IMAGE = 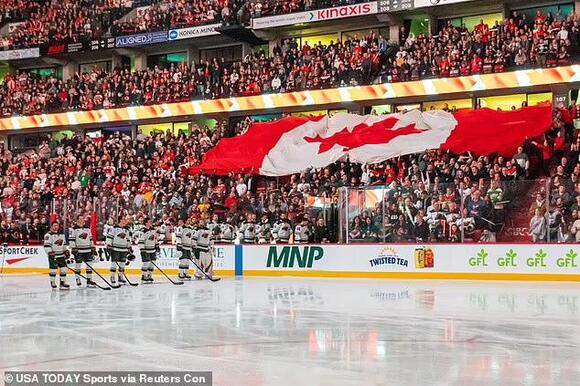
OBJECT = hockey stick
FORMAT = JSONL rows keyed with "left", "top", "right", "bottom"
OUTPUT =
{"left": 150, "top": 260, "right": 184, "bottom": 285}
{"left": 186, "top": 257, "right": 221, "bottom": 282}
{"left": 85, "top": 261, "right": 121, "bottom": 289}
{"left": 115, "top": 262, "right": 138, "bottom": 287}
{"left": 66, "top": 266, "right": 111, "bottom": 290}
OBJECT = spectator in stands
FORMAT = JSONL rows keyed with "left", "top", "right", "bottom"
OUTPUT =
{"left": 529, "top": 208, "right": 547, "bottom": 242}
{"left": 571, "top": 211, "right": 580, "bottom": 241}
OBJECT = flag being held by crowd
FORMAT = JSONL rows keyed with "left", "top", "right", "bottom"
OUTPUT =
{"left": 195, "top": 104, "right": 553, "bottom": 176}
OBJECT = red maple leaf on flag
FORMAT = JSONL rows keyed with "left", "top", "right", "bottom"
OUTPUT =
{"left": 304, "top": 117, "right": 424, "bottom": 154}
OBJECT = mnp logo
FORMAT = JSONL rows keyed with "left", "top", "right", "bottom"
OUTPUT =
{"left": 169, "top": 30, "right": 178, "bottom": 40}
{"left": 267, "top": 246, "right": 324, "bottom": 268}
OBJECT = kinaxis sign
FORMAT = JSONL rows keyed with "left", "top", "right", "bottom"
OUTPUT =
{"left": 252, "top": 2, "right": 378, "bottom": 29}
{"left": 3, "top": 244, "right": 579, "bottom": 281}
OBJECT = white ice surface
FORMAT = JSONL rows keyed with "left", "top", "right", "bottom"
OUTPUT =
{"left": 1, "top": 275, "right": 580, "bottom": 386}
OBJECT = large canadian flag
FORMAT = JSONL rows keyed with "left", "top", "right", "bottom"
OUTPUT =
{"left": 196, "top": 104, "right": 553, "bottom": 176}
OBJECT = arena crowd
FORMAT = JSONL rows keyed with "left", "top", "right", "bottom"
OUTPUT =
{"left": 0, "top": 10, "right": 577, "bottom": 117}
{"left": 0, "top": 102, "right": 578, "bottom": 245}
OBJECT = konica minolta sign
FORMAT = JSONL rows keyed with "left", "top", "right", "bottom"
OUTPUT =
{"left": 115, "top": 31, "right": 168, "bottom": 48}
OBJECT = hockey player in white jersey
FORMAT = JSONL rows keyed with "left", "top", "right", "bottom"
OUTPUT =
{"left": 256, "top": 214, "right": 272, "bottom": 244}
{"left": 273, "top": 213, "right": 292, "bottom": 244}
{"left": 195, "top": 219, "right": 214, "bottom": 279}
{"left": 138, "top": 218, "right": 159, "bottom": 283}
{"left": 238, "top": 214, "right": 257, "bottom": 244}
{"left": 106, "top": 216, "right": 132, "bottom": 285}
{"left": 175, "top": 218, "right": 195, "bottom": 280}
{"left": 103, "top": 217, "right": 114, "bottom": 242}
{"left": 44, "top": 221, "right": 69, "bottom": 290}
{"left": 207, "top": 214, "right": 221, "bottom": 240}
{"left": 294, "top": 219, "right": 312, "bottom": 244}
{"left": 131, "top": 216, "right": 145, "bottom": 245}
{"left": 220, "top": 216, "right": 236, "bottom": 244}
{"left": 69, "top": 215, "right": 96, "bottom": 287}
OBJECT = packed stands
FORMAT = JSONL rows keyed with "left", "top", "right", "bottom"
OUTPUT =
{"left": 111, "top": 0, "right": 372, "bottom": 34}
{"left": 0, "top": 0, "right": 38, "bottom": 29}
{"left": 0, "top": 10, "right": 578, "bottom": 117}
{"left": 0, "top": 102, "right": 578, "bottom": 245}
{"left": 111, "top": 0, "right": 238, "bottom": 35}
{"left": 0, "top": 0, "right": 132, "bottom": 50}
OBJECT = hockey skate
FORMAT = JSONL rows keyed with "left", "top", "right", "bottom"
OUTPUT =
{"left": 178, "top": 273, "right": 192, "bottom": 281}
{"left": 50, "top": 282, "right": 58, "bottom": 290}
{"left": 76, "top": 278, "right": 82, "bottom": 287}
{"left": 60, "top": 281, "right": 70, "bottom": 290}
{"left": 86, "top": 280, "right": 96, "bottom": 288}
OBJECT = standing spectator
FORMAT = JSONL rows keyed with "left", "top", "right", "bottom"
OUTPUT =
{"left": 529, "top": 208, "right": 547, "bottom": 242}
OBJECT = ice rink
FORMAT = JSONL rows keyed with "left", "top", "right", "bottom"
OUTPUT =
{"left": 1, "top": 275, "right": 580, "bottom": 386}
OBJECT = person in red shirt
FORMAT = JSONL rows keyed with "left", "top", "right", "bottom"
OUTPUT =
{"left": 531, "top": 138, "right": 552, "bottom": 176}
{"left": 224, "top": 191, "right": 239, "bottom": 211}
{"left": 302, "top": 41, "right": 311, "bottom": 56}
{"left": 534, "top": 10, "right": 545, "bottom": 26}
{"left": 439, "top": 56, "right": 450, "bottom": 77}
{"left": 475, "top": 20, "right": 490, "bottom": 43}
{"left": 470, "top": 54, "right": 483, "bottom": 74}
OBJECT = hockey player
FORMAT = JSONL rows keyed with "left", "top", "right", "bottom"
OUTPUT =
{"left": 103, "top": 217, "right": 115, "bottom": 242}
{"left": 176, "top": 218, "right": 195, "bottom": 280}
{"left": 195, "top": 219, "right": 214, "bottom": 279}
{"left": 256, "top": 214, "right": 272, "bottom": 244}
{"left": 294, "top": 219, "right": 312, "bottom": 244}
{"left": 44, "top": 222, "right": 69, "bottom": 290}
{"left": 208, "top": 214, "right": 221, "bottom": 239}
{"left": 238, "top": 214, "right": 257, "bottom": 244}
{"left": 273, "top": 213, "right": 292, "bottom": 244}
{"left": 138, "top": 218, "right": 158, "bottom": 283}
{"left": 174, "top": 219, "right": 184, "bottom": 245}
{"left": 69, "top": 215, "right": 96, "bottom": 287}
{"left": 220, "top": 216, "right": 236, "bottom": 244}
{"left": 131, "top": 215, "right": 145, "bottom": 245}
{"left": 106, "top": 216, "right": 132, "bottom": 285}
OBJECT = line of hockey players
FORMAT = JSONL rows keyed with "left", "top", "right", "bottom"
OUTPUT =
{"left": 43, "top": 215, "right": 218, "bottom": 290}
{"left": 199, "top": 213, "right": 314, "bottom": 245}
{"left": 44, "top": 212, "right": 319, "bottom": 289}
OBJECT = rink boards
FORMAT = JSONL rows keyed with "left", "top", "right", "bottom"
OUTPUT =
{"left": 1, "top": 243, "right": 579, "bottom": 281}
{"left": 0, "top": 245, "right": 236, "bottom": 276}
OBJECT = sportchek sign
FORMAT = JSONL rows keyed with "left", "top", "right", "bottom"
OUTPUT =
{"left": 252, "top": 2, "right": 378, "bottom": 29}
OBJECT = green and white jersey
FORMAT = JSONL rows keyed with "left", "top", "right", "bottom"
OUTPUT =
{"left": 138, "top": 227, "right": 158, "bottom": 253}
{"left": 44, "top": 232, "right": 67, "bottom": 258}
{"left": 69, "top": 227, "right": 93, "bottom": 253}
{"left": 106, "top": 226, "right": 132, "bottom": 252}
